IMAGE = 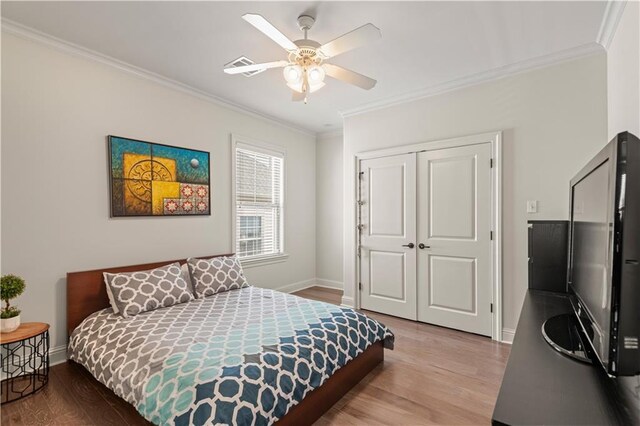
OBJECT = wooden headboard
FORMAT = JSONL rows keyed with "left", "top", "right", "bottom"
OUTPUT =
{"left": 66, "top": 253, "right": 234, "bottom": 337}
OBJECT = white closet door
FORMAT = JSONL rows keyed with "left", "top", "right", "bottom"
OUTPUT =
{"left": 416, "top": 143, "right": 492, "bottom": 336}
{"left": 360, "top": 153, "right": 417, "bottom": 320}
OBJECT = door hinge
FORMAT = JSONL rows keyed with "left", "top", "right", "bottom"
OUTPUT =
{"left": 490, "top": 231, "right": 493, "bottom": 240}
{"left": 359, "top": 282, "right": 362, "bottom": 291}
{"left": 359, "top": 171, "right": 365, "bottom": 179}
{"left": 357, "top": 246, "right": 362, "bottom": 257}
{"left": 490, "top": 158, "right": 494, "bottom": 168}
{"left": 490, "top": 303, "right": 493, "bottom": 313}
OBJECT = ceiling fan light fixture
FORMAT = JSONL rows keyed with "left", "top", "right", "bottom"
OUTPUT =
{"left": 283, "top": 65, "right": 303, "bottom": 84}
{"left": 307, "top": 65, "right": 325, "bottom": 84}
{"left": 287, "top": 81, "right": 325, "bottom": 94}
{"left": 228, "top": 13, "right": 380, "bottom": 104}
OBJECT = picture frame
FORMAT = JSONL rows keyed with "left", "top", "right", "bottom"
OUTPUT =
{"left": 108, "top": 135, "right": 211, "bottom": 217}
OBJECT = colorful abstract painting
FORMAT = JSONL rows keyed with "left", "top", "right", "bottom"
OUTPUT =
{"left": 109, "top": 136, "right": 210, "bottom": 217}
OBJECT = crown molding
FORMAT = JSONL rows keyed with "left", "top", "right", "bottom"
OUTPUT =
{"left": 597, "top": 0, "right": 627, "bottom": 50}
{"left": 1, "top": 18, "right": 316, "bottom": 138}
{"left": 340, "top": 42, "right": 605, "bottom": 118}
{"left": 317, "top": 128, "right": 343, "bottom": 141}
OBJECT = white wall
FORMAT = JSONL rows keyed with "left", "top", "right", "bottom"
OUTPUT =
{"left": 342, "top": 54, "right": 608, "bottom": 333}
{"left": 607, "top": 0, "right": 640, "bottom": 139}
{"left": 1, "top": 33, "right": 316, "bottom": 351}
{"left": 316, "top": 132, "right": 344, "bottom": 287}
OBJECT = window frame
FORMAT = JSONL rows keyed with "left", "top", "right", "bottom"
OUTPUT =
{"left": 231, "top": 134, "right": 288, "bottom": 268}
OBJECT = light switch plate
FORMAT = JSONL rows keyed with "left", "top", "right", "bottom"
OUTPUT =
{"left": 527, "top": 200, "right": 538, "bottom": 213}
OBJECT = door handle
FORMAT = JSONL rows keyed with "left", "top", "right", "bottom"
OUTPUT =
{"left": 402, "top": 243, "right": 415, "bottom": 249}
{"left": 418, "top": 243, "right": 430, "bottom": 249}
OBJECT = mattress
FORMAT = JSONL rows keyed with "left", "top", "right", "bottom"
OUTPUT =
{"left": 69, "top": 286, "right": 394, "bottom": 425}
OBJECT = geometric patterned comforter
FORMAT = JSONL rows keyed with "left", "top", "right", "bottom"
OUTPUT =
{"left": 69, "top": 287, "right": 394, "bottom": 425}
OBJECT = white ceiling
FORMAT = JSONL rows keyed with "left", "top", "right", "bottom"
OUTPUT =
{"left": 2, "top": 1, "right": 608, "bottom": 133}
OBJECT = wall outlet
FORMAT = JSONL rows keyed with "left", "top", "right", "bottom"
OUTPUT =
{"left": 527, "top": 200, "right": 538, "bottom": 213}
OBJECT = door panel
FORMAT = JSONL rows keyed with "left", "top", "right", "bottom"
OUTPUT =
{"left": 369, "top": 251, "right": 406, "bottom": 300}
{"left": 429, "top": 156, "right": 475, "bottom": 239}
{"left": 429, "top": 256, "right": 476, "bottom": 313}
{"left": 417, "top": 143, "right": 492, "bottom": 336}
{"left": 369, "top": 166, "right": 406, "bottom": 236}
{"left": 360, "top": 153, "right": 417, "bottom": 320}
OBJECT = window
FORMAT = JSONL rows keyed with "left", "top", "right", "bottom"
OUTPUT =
{"left": 233, "top": 140, "right": 284, "bottom": 261}
{"left": 238, "top": 216, "right": 263, "bottom": 256}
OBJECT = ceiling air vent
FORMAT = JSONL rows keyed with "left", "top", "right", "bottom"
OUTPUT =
{"left": 224, "top": 56, "right": 265, "bottom": 77}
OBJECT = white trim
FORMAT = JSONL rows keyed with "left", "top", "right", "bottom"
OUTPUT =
{"left": 273, "top": 279, "right": 317, "bottom": 294}
{"left": 50, "top": 345, "right": 68, "bottom": 366}
{"left": 231, "top": 134, "right": 287, "bottom": 263}
{"left": 315, "top": 278, "right": 343, "bottom": 290}
{"left": 340, "top": 43, "right": 604, "bottom": 118}
{"left": 240, "top": 253, "right": 289, "bottom": 269}
{"left": 352, "top": 131, "right": 503, "bottom": 341}
{"left": 341, "top": 296, "right": 355, "bottom": 308}
{"left": 501, "top": 328, "right": 516, "bottom": 344}
{"left": 597, "top": 0, "right": 627, "bottom": 50}
{"left": 1, "top": 18, "right": 315, "bottom": 138}
{"left": 492, "top": 133, "right": 504, "bottom": 342}
{"left": 356, "top": 131, "right": 502, "bottom": 160}
{"left": 272, "top": 279, "right": 344, "bottom": 295}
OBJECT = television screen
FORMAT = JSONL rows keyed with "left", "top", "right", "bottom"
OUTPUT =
{"left": 570, "top": 159, "right": 613, "bottom": 367}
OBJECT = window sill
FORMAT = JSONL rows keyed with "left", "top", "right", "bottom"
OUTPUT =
{"left": 239, "top": 253, "right": 289, "bottom": 268}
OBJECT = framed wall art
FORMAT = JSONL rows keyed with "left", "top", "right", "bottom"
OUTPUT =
{"left": 108, "top": 136, "right": 211, "bottom": 217}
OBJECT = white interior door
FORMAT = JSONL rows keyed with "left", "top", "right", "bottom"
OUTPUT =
{"left": 360, "top": 153, "right": 417, "bottom": 320}
{"left": 417, "top": 143, "right": 493, "bottom": 336}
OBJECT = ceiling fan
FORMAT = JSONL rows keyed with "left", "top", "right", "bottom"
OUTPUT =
{"left": 223, "top": 13, "right": 381, "bottom": 103}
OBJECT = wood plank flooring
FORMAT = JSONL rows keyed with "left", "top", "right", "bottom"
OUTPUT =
{"left": 1, "top": 286, "right": 510, "bottom": 425}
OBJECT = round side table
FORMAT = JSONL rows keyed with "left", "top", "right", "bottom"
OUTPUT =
{"left": 0, "top": 322, "right": 50, "bottom": 403}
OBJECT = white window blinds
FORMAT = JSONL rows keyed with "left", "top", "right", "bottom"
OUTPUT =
{"left": 235, "top": 144, "right": 284, "bottom": 259}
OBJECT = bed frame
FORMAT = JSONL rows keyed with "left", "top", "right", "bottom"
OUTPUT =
{"left": 66, "top": 254, "right": 384, "bottom": 425}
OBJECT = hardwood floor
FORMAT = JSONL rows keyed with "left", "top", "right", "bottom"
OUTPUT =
{"left": 295, "top": 287, "right": 511, "bottom": 425}
{"left": 1, "top": 286, "right": 510, "bottom": 425}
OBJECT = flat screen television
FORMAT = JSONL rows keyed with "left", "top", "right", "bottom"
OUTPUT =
{"left": 568, "top": 131, "right": 639, "bottom": 377}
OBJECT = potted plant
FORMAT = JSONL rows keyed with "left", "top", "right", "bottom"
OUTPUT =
{"left": 1, "top": 274, "right": 26, "bottom": 333}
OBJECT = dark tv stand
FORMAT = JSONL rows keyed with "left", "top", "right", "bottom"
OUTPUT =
{"left": 492, "top": 290, "right": 640, "bottom": 425}
{"left": 542, "top": 313, "right": 592, "bottom": 364}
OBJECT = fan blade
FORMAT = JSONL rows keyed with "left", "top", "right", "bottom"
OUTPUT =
{"left": 323, "top": 63, "right": 377, "bottom": 90}
{"left": 318, "top": 23, "right": 381, "bottom": 58}
{"left": 242, "top": 14, "right": 298, "bottom": 52}
{"left": 224, "top": 60, "right": 288, "bottom": 75}
{"left": 292, "top": 91, "right": 305, "bottom": 102}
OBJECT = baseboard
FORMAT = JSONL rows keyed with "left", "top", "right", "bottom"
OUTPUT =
{"left": 273, "top": 278, "right": 318, "bottom": 294}
{"left": 341, "top": 296, "right": 355, "bottom": 308}
{"left": 502, "top": 328, "right": 516, "bottom": 344}
{"left": 274, "top": 278, "right": 344, "bottom": 294}
{"left": 314, "top": 278, "right": 343, "bottom": 290}
{"left": 50, "top": 345, "right": 68, "bottom": 365}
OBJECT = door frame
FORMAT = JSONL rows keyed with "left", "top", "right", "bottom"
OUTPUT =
{"left": 353, "top": 131, "right": 503, "bottom": 341}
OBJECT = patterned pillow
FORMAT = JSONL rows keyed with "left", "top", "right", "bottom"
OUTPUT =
{"left": 104, "top": 262, "right": 194, "bottom": 318}
{"left": 186, "top": 256, "right": 248, "bottom": 298}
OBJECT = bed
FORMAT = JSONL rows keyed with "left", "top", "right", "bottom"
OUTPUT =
{"left": 67, "top": 254, "right": 394, "bottom": 425}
